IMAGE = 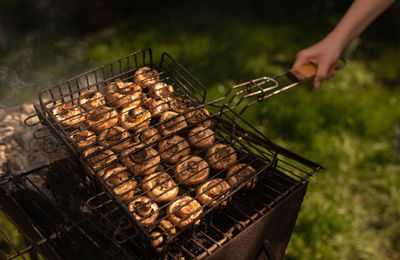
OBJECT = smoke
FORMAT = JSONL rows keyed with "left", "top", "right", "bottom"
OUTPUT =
{"left": 0, "top": 65, "right": 33, "bottom": 95}
{"left": 0, "top": 33, "right": 91, "bottom": 107}
{"left": 0, "top": 0, "right": 93, "bottom": 107}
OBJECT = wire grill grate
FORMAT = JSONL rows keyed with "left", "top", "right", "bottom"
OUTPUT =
{"left": 19, "top": 48, "right": 323, "bottom": 257}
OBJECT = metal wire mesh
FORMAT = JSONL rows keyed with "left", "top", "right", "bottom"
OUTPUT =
{"left": 22, "top": 48, "right": 322, "bottom": 257}
{"left": 1, "top": 151, "right": 310, "bottom": 259}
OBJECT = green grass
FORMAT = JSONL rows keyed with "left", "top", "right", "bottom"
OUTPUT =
{"left": 0, "top": 211, "right": 40, "bottom": 259}
{"left": 1, "top": 2, "right": 400, "bottom": 259}
{"left": 87, "top": 10, "right": 400, "bottom": 259}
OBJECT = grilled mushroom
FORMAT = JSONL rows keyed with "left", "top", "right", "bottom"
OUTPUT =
{"left": 105, "top": 79, "right": 142, "bottom": 108}
{"left": 121, "top": 144, "right": 160, "bottom": 176}
{"left": 98, "top": 126, "right": 131, "bottom": 152}
{"left": 119, "top": 105, "right": 151, "bottom": 132}
{"left": 144, "top": 98, "right": 170, "bottom": 117}
{"left": 133, "top": 66, "right": 160, "bottom": 88}
{"left": 52, "top": 103, "right": 86, "bottom": 130}
{"left": 187, "top": 126, "right": 215, "bottom": 149}
{"left": 150, "top": 231, "right": 164, "bottom": 254}
{"left": 205, "top": 143, "right": 237, "bottom": 171}
{"left": 168, "top": 97, "right": 187, "bottom": 114}
{"left": 148, "top": 82, "right": 174, "bottom": 100}
{"left": 150, "top": 220, "right": 176, "bottom": 254}
{"left": 158, "top": 111, "right": 187, "bottom": 137}
{"left": 78, "top": 90, "right": 106, "bottom": 111}
{"left": 184, "top": 107, "right": 212, "bottom": 128}
{"left": 142, "top": 172, "right": 179, "bottom": 203}
{"left": 134, "top": 127, "right": 161, "bottom": 146}
{"left": 85, "top": 107, "right": 118, "bottom": 132}
{"left": 157, "top": 135, "right": 190, "bottom": 164}
{"left": 167, "top": 196, "right": 203, "bottom": 229}
{"left": 102, "top": 166, "right": 136, "bottom": 201}
{"left": 226, "top": 163, "right": 257, "bottom": 189}
{"left": 174, "top": 155, "right": 209, "bottom": 186}
{"left": 196, "top": 178, "right": 231, "bottom": 208}
{"left": 128, "top": 196, "right": 159, "bottom": 227}
{"left": 70, "top": 129, "right": 97, "bottom": 149}
{"left": 83, "top": 146, "right": 118, "bottom": 176}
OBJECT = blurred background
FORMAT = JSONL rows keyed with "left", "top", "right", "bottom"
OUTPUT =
{"left": 1, "top": 0, "right": 400, "bottom": 259}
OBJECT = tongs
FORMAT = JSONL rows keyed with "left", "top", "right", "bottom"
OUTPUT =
{"left": 217, "top": 59, "right": 346, "bottom": 115}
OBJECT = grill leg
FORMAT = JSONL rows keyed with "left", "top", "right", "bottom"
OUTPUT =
{"left": 206, "top": 182, "right": 308, "bottom": 260}
{"left": 255, "top": 240, "right": 277, "bottom": 260}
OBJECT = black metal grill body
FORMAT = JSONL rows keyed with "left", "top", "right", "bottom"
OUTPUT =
{"left": 0, "top": 158, "right": 141, "bottom": 259}
{"left": 1, "top": 48, "right": 323, "bottom": 259}
{"left": 206, "top": 183, "right": 308, "bottom": 260}
{"left": 0, "top": 156, "right": 309, "bottom": 260}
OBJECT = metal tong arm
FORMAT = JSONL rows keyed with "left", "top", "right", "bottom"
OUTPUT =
{"left": 225, "top": 60, "right": 345, "bottom": 115}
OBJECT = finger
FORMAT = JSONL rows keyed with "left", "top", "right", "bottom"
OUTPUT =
{"left": 313, "top": 61, "right": 330, "bottom": 88}
{"left": 327, "top": 69, "right": 335, "bottom": 79}
{"left": 293, "top": 51, "right": 310, "bottom": 68}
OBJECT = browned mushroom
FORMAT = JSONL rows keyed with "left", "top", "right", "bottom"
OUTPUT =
{"left": 133, "top": 66, "right": 160, "bottom": 88}
{"left": 187, "top": 126, "right": 215, "bottom": 149}
{"left": 168, "top": 97, "right": 187, "bottom": 114}
{"left": 52, "top": 103, "right": 86, "bottom": 130}
{"left": 120, "top": 144, "right": 160, "bottom": 176}
{"left": 70, "top": 129, "right": 97, "bottom": 149}
{"left": 226, "top": 163, "right": 257, "bottom": 189}
{"left": 174, "top": 155, "right": 209, "bottom": 186}
{"left": 142, "top": 172, "right": 179, "bottom": 203}
{"left": 149, "top": 220, "right": 176, "bottom": 254}
{"left": 184, "top": 107, "right": 212, "bottom": 128}
{"left": 119, "top": 105, "right": 151, "bottom": 132}
{"left": 166, "top": 196, "right": 203, "bottom": 229}
{"left": 128, "top": 196, "right": 159, "bottom": 227}
{"left": 134, "top": 127, "right": 161, "bottom": 147}
{"left": 157, "top": 135, "right": 190, "bottom": 164}
{"left": 97, "top": 126, "right": 131, "bottom": 152}
{"left": 102, "top": 166, "right": 136, "bottom": 201}
{"left": 158, "top": 111, "right": 187, "bottom": 137}
{"left": 104, "top": 79, "right": 142, "bottom": 108}
{"left": 148, "top": 82, "right": 174, "bottom": 100}
{"left": 196, "top": 178, "right": 231, "bottom": 208}
{"left": 150, "top": 231, "right": 164, "bottom": 254}
{"left": 78, "top": 90, "right": 106, "bottom": 111}
{"left": 82, "top": 146, "right": 118, "bottom": 176}
{"left": 205, "top": 143, "right": 237, "bottom": 171}
{"left": 85, "top": 107, "right": 118, "bottom": 133}
{"left": 143, "top": 98, "right": 170, "bottom": 117}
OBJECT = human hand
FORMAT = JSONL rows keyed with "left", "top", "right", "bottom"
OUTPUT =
{"left": 293, "top": 35, "right": 344, "bottom": 88}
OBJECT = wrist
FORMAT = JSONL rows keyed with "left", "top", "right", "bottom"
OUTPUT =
{"left": 325, "top": 29, "right": 350, "bottom": 54}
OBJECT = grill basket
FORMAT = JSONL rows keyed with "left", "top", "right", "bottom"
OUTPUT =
{"left": 19, "top": 48, "right": 323, "bottom": 258}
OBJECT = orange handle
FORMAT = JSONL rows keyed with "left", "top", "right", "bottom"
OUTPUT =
{"left": 289, "top": 62, "right": 341, "bottom": 82}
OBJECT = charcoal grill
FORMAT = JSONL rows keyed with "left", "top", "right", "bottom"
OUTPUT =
{"left": 0, "top": 48, "right": 331, "bottom": 259}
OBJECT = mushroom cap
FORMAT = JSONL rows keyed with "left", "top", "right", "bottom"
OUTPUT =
{"left": 174, "top": 155, "right": 210, "bottom": 186}
{"left": 142, "top": 172, "right": 179, "bottom": 203}
{"left": 166, "top": 196, "right": 203, "bottom": 229}
{"left": 196, "top": 178, "right": 231, "bottom": 208}
{"left": 205, "top": 143, "right": 237, "bottom": 171}
{"left": 158, "top": 135, "right": 190, "bottom": 164}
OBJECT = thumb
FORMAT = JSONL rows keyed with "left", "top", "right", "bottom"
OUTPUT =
{"left": 313, "top": 61, "right": 330, "bottom": 88}
{"left": 293, "top": 51, "right": 310, "bottom": 68}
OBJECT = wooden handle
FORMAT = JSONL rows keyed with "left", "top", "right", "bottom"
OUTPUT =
{"left": 289, "top": 62, "right": 340, "bottom": 81}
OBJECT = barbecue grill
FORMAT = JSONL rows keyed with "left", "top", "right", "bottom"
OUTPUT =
{"left": 0, "top": 48, "right": 329, "bottom": 259}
